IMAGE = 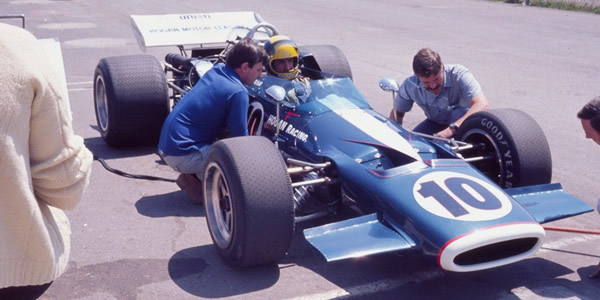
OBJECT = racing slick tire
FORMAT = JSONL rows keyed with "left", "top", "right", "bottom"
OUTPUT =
{"left": 300, "top": 45, "right": 353, "bottom": 80}
{"left": 203, "top": 136, "right": 295, "bottom": 267}
{"left": 94, "top": 55, "right": 169, "bottom": 147}
{"left": 456, "top": 108, "right": 552, "bottom": 188}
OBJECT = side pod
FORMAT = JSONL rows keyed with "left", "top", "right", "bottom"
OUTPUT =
{"left": 303, "top": 213, "right": 415, "bottom": 262}
{"left": 506, "top": 183, "right": 593, "bottom": 223}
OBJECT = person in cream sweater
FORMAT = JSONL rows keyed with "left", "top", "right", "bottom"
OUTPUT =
{"left": 0, "top": 23, "right": 92, "bottom": 298}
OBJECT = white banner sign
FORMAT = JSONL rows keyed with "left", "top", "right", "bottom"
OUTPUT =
{"left": 130, "top": 12, "right": 264, "bottom": 51}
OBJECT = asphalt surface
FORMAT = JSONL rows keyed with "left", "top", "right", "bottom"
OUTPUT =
{"left": 3, "top": 0, "right": 600, "bottom": 299}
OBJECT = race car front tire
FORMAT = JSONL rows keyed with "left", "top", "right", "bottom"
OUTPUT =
{"left": 456, "top": 108, "right": 552, "bottom": 188}
{"left": 93, "top": 55, "right": 169, "bottom": 147}
{"left": 203, "top": 136, "right": 295, "bottom": 267}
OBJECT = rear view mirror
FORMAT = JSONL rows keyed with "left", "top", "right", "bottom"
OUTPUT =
{"left": 266, "top": 85, "right": 286, "bottom": 102}
{"left": 379, "top": 78, "right": 399, "bottom": 93}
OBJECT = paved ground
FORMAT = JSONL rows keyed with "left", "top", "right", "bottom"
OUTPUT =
{"left": 3, "top": 0, "right": 600, "bottom": 299}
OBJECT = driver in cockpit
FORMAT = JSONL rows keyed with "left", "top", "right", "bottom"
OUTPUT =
{"left": 264, "top": 35, "right": 299, "bottom": 79}
{"left": 263, "top": 35, "right": 310, "bottom": 103}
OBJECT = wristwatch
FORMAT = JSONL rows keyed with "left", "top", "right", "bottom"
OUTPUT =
{"left": 449, "top": 122, "right": 459, "bottom": 132}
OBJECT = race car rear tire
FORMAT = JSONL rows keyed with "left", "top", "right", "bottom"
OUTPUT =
{"left": 94, "top": 55, "right": 169, "bottom": 147}
{"left": 456, "top": 108, "right": 552, "bottom": 188}
{"left": 300, "top": 45, "right": 353, "bottom": 80}
{"left": 203, "top": 136, "right": 295, "bottom": 267}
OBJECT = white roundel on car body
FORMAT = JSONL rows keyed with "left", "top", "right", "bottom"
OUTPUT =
{"left": 413, "top": 171, "right": 512, "bottom": 221}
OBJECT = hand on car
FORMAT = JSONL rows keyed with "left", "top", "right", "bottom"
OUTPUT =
{"left": 434, "top": 127, "right": 455, "bottom": 139}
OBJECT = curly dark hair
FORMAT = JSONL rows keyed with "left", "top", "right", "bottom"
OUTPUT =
{"left": 577, "top": 96, "right": 600, "bottom": 133}
{"left": 412, "top": 48, "right": 443, "bottom": 78}
{"left": 225, "top": 38, "right": 268, "bottom": 69}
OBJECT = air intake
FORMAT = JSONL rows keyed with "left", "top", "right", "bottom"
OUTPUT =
{"left": 438, "top": 223, "right": 545, "bottom": 272}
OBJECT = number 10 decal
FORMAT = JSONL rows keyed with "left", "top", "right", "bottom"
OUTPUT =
{"left": 413, "top": 171, "right": 512, "bottom": 221}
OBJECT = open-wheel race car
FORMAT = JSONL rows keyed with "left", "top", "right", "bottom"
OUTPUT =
{"left": 93, "top": 12, "right": 592, "bottom": 272}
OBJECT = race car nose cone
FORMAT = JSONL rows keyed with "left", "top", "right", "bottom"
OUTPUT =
{"left": 438, "top": 222, "right": 545, "bottom": 272}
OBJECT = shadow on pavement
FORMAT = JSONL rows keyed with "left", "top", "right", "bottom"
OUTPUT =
{"left": 168, "top": 246, "right": 281, "bottom": 298}
{"left": 44, "top": 257, "right": 208, "bottom": 300}
{"left": 135, "top": 191, "right": 204, "bottom": 218}
{"left": 543, "top": 265, "right": 600, "bottom": 300}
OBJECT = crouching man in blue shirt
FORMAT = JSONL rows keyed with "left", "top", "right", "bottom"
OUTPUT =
{"left": 158, "top": 38, "right": 268, "bottom": 204}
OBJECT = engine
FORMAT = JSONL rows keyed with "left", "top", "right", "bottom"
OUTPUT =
{"left": 164, "top": 53, "right": 215, "bottom": 104}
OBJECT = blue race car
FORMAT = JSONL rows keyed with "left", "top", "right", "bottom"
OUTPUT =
{"left": 93, "top": 13, "right": 592, "bottom": 271}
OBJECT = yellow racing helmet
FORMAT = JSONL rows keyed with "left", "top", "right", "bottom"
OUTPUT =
{"left": 264, "top": 35, "right": 299, "bottom": 80}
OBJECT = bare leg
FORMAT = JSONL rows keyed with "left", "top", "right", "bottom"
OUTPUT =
{"left": 176, "top": 173, "right": 204, "bottom": 205}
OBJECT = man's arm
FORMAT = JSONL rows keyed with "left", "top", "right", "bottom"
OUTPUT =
{"left": 29, "top": 35, "right": 93, "bottom": 210}
{"left": 227, "top": 91, "right": 250, "bottom": 137}
{"left": 389, "top": 109, "right": 406, "bottom": 126}
{"left": 455, "top": 94, "right": 489, "bottom": 126}
{"left": 390, "top": 78, "right": 415, "bottom": 126}
{"left": 434, "top": 94, "right": 489, "bottom": 138}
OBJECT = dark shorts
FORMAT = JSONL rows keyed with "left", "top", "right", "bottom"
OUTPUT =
{"left": 412, "top": 107, "right": 468, "bottom": 135}
{"left": 0, "top": 282, "right": 52, "bottom": 300}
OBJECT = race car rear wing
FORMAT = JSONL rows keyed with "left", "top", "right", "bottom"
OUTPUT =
{"left": 130, "top": 12, "right": 264, "bottom": 51}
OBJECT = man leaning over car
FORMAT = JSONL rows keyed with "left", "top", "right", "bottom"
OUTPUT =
{"left": 158, "top": 38, "right": 268, "bottom": 204}
{"left": 578, "top": 97, "right": 600, "bottom": 146}
{"left": 389, "top": 48, "right": 489, "bottom": 139}
{"left": 577, "top": 97, "right": 600, "bottom": 279}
